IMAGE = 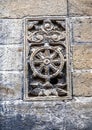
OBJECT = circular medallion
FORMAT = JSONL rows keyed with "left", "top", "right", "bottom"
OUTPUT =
{"left": 30, "top": 47, "right": 65, "bottom": 79}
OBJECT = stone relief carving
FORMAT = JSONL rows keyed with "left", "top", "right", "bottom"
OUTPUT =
{"left": 25, "top": 17, "right": 71, "bottom": 100}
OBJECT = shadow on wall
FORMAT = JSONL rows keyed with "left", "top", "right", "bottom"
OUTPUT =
{"left": 0, "top": 114, "right": 63, "bottom": 130}
{"left": 0, "top": 113, "right": 92, "bottom": 130}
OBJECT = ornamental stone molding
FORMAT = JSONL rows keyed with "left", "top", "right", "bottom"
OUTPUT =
{"left": 24, "top": 17, "right": 71, "bottom": 100}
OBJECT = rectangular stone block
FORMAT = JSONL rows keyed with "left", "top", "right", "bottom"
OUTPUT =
{"left": 68, "top": 0, "right": 92, "bottom": 16}
{"left": 0, "top": 101, "right": 66, "bottom": 130}
{"left": 71, "top": 17, "right": 92, "bottom": 43}
{"left": 73, "top": 45, "right": 92, "bottom": 69}
{"left": 24, "top": 17, "right": 71, "bottom": 101}
{"left": 0, "top": 71, "right": 23, "bottom": 100}
{"left": 73, "top": 72, "right": 92, "bottom": 96}
{"left": 0, "top": 19, "right": 23, "bottom": 44}
{"left": 0, "top": 45, "right": 23, "bottom": 71}
{"left": 0, "top": 99, "right": 92, "bottom": 130}
{"left": 0, "top": 0, "right": 67, "bottom": 18}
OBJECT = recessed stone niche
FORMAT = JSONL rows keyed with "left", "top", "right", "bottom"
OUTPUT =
{"left": 24, "top": 16, "right": 71, "bottom": 100}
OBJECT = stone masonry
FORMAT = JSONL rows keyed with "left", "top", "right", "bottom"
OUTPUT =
{"left": 0, "top": 0, "right": 92, "bottom": 130}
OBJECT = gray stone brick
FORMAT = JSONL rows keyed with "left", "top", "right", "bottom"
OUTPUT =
{"left": 0, "top": 19, "right": 23, "bottom": 44}
{"left": 0, "top": 71, "right": 23, "bottom": 101}
{"left": 0, "top": 45, "right": 23, "bottom": 71}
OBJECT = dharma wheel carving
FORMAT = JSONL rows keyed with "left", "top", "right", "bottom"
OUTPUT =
{"left": 24, "top": 17, "right": 71, "bottom": 100}
{"left": 30, "top": 47, "right": 65, "bottom": 79}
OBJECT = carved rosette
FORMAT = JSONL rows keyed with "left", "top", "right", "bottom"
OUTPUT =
{"left": 25, "top": 17, "right": 70, "bottom": 99}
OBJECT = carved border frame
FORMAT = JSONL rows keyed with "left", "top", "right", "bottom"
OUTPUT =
{"left": 24, "top": 16, "right": 72, "bottom": 101}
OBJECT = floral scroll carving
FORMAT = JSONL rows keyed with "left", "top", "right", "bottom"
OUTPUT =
{"left": 25, "top": 17, "right": 71, "bottom": 100}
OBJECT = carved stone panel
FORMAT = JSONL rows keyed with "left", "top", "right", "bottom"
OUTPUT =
{"left": 24, "top": 17, "right": 71, "bottom": 100}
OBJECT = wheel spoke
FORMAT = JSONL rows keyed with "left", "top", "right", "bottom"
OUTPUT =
{"left": 44, "top": 49, "right": 50, "bottom": 56}
{"left": 39, "top": 52, "right": 45, "bottom": 59}
{"left": 52, "top": 59, "right": 60, "bottom": 63}
{"left": 36, "top": 52, "right": 44, "bottom": 59}
{"left": 50, "top": 63, "right": 57, "bottom": 72}
{"left": 34, "top": 59, "right": 43, "bottom": 64}
{"left": 50, "top": 52, "right": 57, "bottom": 59}
{"left": 39, "top": 63, "right": 44, "bottom": 72}
{"left": 44, "top": 66, "right": 49, "bottom": 75}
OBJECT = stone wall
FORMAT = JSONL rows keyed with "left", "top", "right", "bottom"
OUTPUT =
{"left": 0, "top": 0, "right": 92, "bottom": 130}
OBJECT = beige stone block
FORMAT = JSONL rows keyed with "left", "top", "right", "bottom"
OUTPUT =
{"left": 73, "top": 72, "right": 92, "bottom": 96}
{"left": 0, "top": 0, "right": 67, "bottom": 18}
{"left": 71, "top": 18, "right": 92, "bottom": 43}
{"left": 69, "top": 0, "right": 92, "bottom": 16}
{"left": 73, "top": 45, "right": 92, "bottom": 69}
{"left": 0, "top": 71, "right": 23, "bottom": 100}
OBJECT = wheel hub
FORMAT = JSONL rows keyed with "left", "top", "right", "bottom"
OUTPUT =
{"left": 44, "top": 58, "right": 50, "bottom": 65}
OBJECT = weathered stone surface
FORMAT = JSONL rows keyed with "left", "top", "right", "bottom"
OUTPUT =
{"left": 65, "top": 98, "right": 92, "bottom": 130}
{"left": 73, "top": 72, "right": 92, "bottom": 96}
{"left": 0, "top": 0, "right": 67, "bottom": 18}
{"left": 0, "top": 101, "right": 66, "bottom": 130}
{"left": 0, "top": 72, "right": 23, "bottom": 101}
{"left": 71, "top": 17, "right": 92, "bottom": 43}
{"left": 0, "top": 0, "right": 92, "bottom": 130}
{"left": 0, "top": 45, "right": 23, "bottom": 71}
{"left": 24, "top": 17, "right": 70, "bottom": 100}
{"left": 73, "top": 45, "right": 92, "bottom": 69}
{"left": 0, "top": 19, "right": 23, "bottom": 44}
{"left": 68, "top": 0, "right": 92, "bottom": 16}
{"left": 0, "top": 98, "right": 92, "bottom": 130}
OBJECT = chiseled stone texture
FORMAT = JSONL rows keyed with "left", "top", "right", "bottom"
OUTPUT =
{"left": 73, "top": 72, "right": 92, "bottom": 96}
{"left": 0, "top": 98, "right": 92, "bottom": 130}
{"left": 0, "top": 45, "right": 23, "bottom": 71}
{"left": 0, "top": 0, "right": 67, "bottom": 18}
{"left": 68, "top": 0, "right": 92, "bottom": 16}
{"left": 0, "top": 71, "right": 23, "bottom": 101}
{"left": 0, "top": 19, "right": 23, "bottom": 44}
{"left": 73, "top": 45, "right": 92, "bottom": 69}
{"left": 71, "top": 17, "right": 92, "bottom": 43}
